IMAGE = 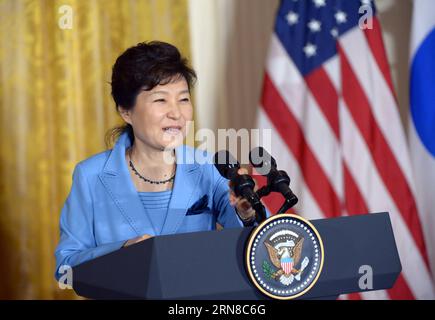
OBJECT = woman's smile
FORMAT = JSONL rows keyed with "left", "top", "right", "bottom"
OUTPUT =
{"left": 162, "top": 125, "right": 182, "bottom": 134}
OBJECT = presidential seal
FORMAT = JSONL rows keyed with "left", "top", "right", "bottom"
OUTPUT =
{"left": 246, "top": 214, "right": 324, "bottom": 300}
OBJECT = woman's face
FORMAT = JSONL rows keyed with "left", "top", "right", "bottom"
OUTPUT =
{"left": 120, "top": 77, "right": 193, "bottom": 151}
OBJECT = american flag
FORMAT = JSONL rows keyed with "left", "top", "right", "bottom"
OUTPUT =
{"left": 256, "top": 0, "right": 435, "bottom": 299}
{"left": 281, "top": 257, "right": 294, "bottom": 275}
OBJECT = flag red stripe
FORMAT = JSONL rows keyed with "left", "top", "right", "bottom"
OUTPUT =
{"left": 261, "top": 73, "right": 342, "bottom": 218}
{"left": 363, "top": 18, "right": 397, "bottom": 99}
{"left": 338, "top": 45, "right": 430, "bottom": 267}
{"left": 388, "top": 274, "right": 415, "bottom": 300}
{"left": 347, "top": 293, "right": 362, "bottom": 300}
{"left": 342, "top": 165, "right": 370, "bottom": 216}
{"left": 305, "top": 68, "right": 340, "bottom": 139}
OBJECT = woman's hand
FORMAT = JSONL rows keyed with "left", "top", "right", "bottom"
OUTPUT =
{"left": 229, "top": 168, "right": 257, "bottom": 222}
{"left": 123, "top": 234, "right": 152, "bottom": 247}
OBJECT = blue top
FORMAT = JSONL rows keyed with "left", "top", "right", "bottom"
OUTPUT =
{"left": 138, "top": 190, "right": 172, "bottom": 235}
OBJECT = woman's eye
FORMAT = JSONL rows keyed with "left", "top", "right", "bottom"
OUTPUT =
{"left": 154, "top": 99, "right": 165, "bottom": 103}
{"left": 180, "top": 98, "right": 190, "bottom": 102}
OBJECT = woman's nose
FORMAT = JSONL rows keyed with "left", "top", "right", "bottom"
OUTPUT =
{"left": 167, "top": 101, "right": 182, "bottom": 119}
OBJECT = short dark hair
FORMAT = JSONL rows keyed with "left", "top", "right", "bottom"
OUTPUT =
{"left": 106, "top": 41, "right": 197, "bottom": 147}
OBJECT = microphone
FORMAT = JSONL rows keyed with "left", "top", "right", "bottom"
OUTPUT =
{"left": 249, "top": 147, "right": 298, "bottom": 212}
{"left": 214, "top": 150, "right": 266, "bottom": 223}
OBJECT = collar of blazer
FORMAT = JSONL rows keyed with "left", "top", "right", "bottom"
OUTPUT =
{"left": 99, "top": 132, "right": 202, "bottom": 236}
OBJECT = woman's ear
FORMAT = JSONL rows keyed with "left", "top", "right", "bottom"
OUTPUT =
{"left": 118, "top": 106, "right": 132, "bottom": 125}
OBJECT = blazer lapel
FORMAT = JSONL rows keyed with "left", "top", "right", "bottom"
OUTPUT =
{"left": 98, "top": 133, "right": 157, "bottom": 236}
{"left": 160, "top": 145, "right": 202, "bottom": 235}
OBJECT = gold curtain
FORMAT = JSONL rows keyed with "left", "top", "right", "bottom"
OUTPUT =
{"left": 0, "top": 0, "right": 191, "bottom": 299}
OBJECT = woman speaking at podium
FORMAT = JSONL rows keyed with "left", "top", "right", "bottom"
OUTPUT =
{"left": 54, "top": 41, "right": 257, "bottom": 279}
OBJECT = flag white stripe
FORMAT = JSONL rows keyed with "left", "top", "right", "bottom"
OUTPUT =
{"left": 359, "top": 290, "right": 390, "bottom": 300}
{"left": 323, "top": 56, "right": 340, "bottom": 92}
{"left": 409, "top": 121, "right": 435, "bottom": 290}
{"left": 266, "top": 34, "right": 344, "bottom": 205}
{"left": 410, "top": 0, "right": 435, "bottom": 59}
{"left": 339, "top": 28, "right": 417, "bottom": 197}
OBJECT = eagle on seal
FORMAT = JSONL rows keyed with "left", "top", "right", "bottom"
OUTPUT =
{"left": 264, "top": 229, "right": 305, "bottom": 280}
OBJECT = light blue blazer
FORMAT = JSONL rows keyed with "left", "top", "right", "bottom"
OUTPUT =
{"left": 54, "top": 132, "right": 245, "bottom": 279}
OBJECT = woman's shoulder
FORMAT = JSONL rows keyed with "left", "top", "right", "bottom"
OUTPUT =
{"left": 75, "top": 149, "right": 112, "bottom": 175}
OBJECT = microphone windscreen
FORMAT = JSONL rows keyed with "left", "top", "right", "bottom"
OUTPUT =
{"left": 249, "top": 147, "right": 276, "bottom": 176}
{"left": 213, "top": 150, "right": 240, "bottom": 179}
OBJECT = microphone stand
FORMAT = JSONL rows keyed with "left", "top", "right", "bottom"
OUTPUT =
{"left": 255, "top": 181, "right": 298, "bottom": 215}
